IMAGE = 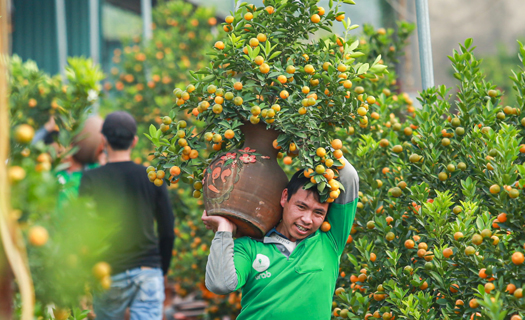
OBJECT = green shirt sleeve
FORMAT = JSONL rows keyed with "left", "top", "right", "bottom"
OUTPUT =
{"left": 327, "top": 160, "right": 359, "bottom": 255}
{"left": 327, "top": 201, "right": 357, "bottom": 255}
{"left": 234, "top": 237, "right": 254, "bottom": 290}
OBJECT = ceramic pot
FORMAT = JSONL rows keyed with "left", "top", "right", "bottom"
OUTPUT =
{"left": 203, "top": 122, "right": 288, "bottom": 238}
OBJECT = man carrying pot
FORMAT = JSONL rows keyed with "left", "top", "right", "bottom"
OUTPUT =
{"left": 201, "top": 157, "right": 358, "bottom": 319}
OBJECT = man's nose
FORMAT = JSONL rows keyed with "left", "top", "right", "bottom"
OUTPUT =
{"left": 301, "top": 212, "right": 313, "bottom": 225}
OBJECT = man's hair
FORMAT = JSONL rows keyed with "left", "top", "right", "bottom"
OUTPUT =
{"left": 101, "top": 111, "right": 137, "bottom": 151}
{"left": 285, "top": 170, "right": 321, "bottom": 202}
{"left": 72, "top": 116, "right": 104, "bottom": 164}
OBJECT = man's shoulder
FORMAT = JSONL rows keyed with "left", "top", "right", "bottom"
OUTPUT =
{"left": 234, "top": 236, "right": 268, "bottom": 251}
{"left": 81, "top": 165, "right": 107, "bottom": 180}
{"left": 234, "top": 236, "right": 258, "bottom": 246}
{"left": 83, "top": 162, "right": 145, "bottom": 176}
{"left": 343, "top": 162, "right": 359, "bottom": 182}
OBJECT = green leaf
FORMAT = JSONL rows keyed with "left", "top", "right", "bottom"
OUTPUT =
{"left": 269, "top": 51, "right": 282, "bottom": 60}
{"left": 347, "top": 253, "right": 358, "bottom": 267}
{"left": 348, "top": 40, "right": 359, "bottom": 51}
{"left": 149, "top": 124, "right": 156, "bottom": 137}
{"left": 202, "top": 75, "right": 216, "bottom": 83}
{"left": 304, "top": 182, "right": 316, "bottom": 189}
{"left": 357, "top": 63, "right": 369, "bottom": 75}
{"left": 337, "top": 180, "right": 345, "bottom": 192}
{"left": 320, "top": 26, "right": 332, "bottom": 33}
{"left": 317, "top": 181, "right": 326, "bottom": 193}
{"left": 342, "top": 0, "right": 356, "bottom": 4}
{"left": 369, "top": 64, "right": 388, "bottom": 73}
{"left": 349, "top": 52, "right": 365, "bottom": 58}
{"left": 464, "top": 38, "right": 473, "bottom": 49}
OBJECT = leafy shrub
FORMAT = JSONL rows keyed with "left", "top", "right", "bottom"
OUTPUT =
{"left": 332, "top": 40, "right": 525, "bottom": 320}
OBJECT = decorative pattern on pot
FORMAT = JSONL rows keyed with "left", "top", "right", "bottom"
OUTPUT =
{"left": 203, "top": 148, "right": 269, "bottom": 205}
{"left": 203, "top": 145, "right": 286, "bottom": 238}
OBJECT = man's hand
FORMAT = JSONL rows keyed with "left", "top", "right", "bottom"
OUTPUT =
{"left": 44, "top": 116, "right": 56, "bottom": 132}
{"left": 201, "top": 210, "right": 237, "bottom": 234}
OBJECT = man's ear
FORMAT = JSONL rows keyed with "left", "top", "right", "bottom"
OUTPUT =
{"left": 96, "top": 135, "right": 106, "bottom": 155}
{"left": 280, "top": 188, "right": 289, "bottom": 208}
{"left": 131, "top": 135, "right": 138, "bottom": 148}
{"left": 101, "top": 135, "right": 109, "bottom": 150}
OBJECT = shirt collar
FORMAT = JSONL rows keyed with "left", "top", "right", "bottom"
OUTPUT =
{"left": 266, "top": 227, "right": 289, "bottom": 240}
{"left": 265, "top": 227, "right": 318, "bottom": 243}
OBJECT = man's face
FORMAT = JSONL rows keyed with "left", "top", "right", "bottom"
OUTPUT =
{"left": 277, "top": 188, "right": 329, "bottom": 242}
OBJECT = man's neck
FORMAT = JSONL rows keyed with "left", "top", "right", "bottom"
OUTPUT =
{"left": 275, "top": 222, "right": 297, "bottom": 242}
{"left": 107, "top": 150, "right": 132, "bottom": 163}
{"left": 66, "top": 158, "right": 84, "bottom": 173}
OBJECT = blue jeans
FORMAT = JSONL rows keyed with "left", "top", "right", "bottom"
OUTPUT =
{"left": 94, "top": 267, "right": 164, "bottom": 320}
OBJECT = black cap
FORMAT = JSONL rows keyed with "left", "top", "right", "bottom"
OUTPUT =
{"left": 101, "top": 111, "right": 137, "bottom": 139}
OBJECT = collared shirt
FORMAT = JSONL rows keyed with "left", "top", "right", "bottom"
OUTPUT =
{"left": 263, "top": 227, "right": 309, "bottom": 257}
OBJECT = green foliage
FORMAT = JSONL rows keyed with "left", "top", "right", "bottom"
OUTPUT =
{"left": 103, "top": 0, "right": 218, "bottom": 124}
{"left": 148, "top": 0, "right": 388, "bottom": 202}
{"left": 333, "top": 39, "right": 525, "bottom": 319}
{"left": 8, "top": 57, "right": 111, "bottom": 312}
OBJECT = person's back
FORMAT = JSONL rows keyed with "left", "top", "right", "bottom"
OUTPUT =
{"left": 80, "top": 161, "right": 172, "bottom": 274}
{"left": 79, "top": 111, "right": 174, "bottom": 320}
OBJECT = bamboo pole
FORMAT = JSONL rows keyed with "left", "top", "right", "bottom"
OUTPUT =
{"left": 415, "top": 0, "right": 434, "bottom": 90}
{"left": 141, "top": 0, "right": 152, "bottom": 44}
{"left": 0, "top": 0, "right": 35, "bottom": 319}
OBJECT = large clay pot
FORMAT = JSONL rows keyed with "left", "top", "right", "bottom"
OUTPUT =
{"left": 202, "top": 122, "right": 288, "bottom": 238}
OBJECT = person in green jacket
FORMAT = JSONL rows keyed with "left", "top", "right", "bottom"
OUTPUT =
{"left": 201, "top": 156, "right": 359, "bottom": 320}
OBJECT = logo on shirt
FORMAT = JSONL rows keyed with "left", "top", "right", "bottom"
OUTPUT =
{"left": 255, "top": 270, "right": 272, "bottom": 280}
{"left": 252, "top": 254, "right": 270, "bottom": 272}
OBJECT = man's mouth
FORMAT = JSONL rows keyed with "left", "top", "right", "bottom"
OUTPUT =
{"left": 295, "top": 223, "right": 310, "bottom": 234}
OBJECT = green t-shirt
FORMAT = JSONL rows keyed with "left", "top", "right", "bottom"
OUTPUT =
{"left": 233, "top": 201, "right": 357, "bottom": 320}
{"left": 56, "top": 164, "right": 98, "bottom": 212}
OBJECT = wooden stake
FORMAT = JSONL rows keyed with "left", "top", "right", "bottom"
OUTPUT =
{"left": 0, "top": 0, "right": 35, "bottom": 319}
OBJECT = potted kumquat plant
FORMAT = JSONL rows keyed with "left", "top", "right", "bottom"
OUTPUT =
{"left": 146, "top": 0, "right": 387, "bottom": 237}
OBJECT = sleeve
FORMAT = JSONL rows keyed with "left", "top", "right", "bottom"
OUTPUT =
{"left": 154, "top": 184, "right": 175, "bottom": 275}
{"left": 205, "top": 231, "right": 238, "bottom": 294}
{"left": 327, "top": 157, "right": 359, "bottom": 255}
{"left": 31, "top": 127, "right": 48, "bottom": 145}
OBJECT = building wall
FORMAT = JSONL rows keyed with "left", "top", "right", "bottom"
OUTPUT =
{"left": 429, "top": 0, "right": 525, "bottom": 89}
{"left": 11, "top": 0, "right": 59, "bottom": 74}
{"left": 10, "top": 0, "right": 95, "bottom": 75}
{"left": 66, "top": 0, "right": 91, "bottom": 58}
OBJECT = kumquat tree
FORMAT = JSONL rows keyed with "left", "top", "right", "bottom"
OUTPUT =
{"left": 330, "top": 41, "right": 525, "bottom": 320}
{"left": 146, "top": 0, "right": 388, "bottom": 204}
{"left": 7, "top": 57, "right": 117, "bottom": 319}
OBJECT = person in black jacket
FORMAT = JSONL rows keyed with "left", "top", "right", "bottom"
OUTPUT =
{"left": 79, "top": 111, "right": 174, "bottom": 320}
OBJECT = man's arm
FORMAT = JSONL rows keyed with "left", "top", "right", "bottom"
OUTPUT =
{"left": 327, "top": 157, "right": 359, "bottom": 254}
{"left": 203, "top": 212, "right": 251, "bottom": 294}
{"left": 205, "top": 231, "right": 238, "bottom": 294}
{"left": 154, "top": 184, "right": 175, "bottom": 275}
